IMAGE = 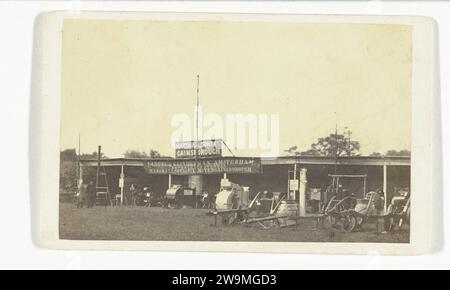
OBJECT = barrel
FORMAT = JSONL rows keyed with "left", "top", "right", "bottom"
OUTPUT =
{"left": 188, "top": 175, "right": 203, "bottom": 197}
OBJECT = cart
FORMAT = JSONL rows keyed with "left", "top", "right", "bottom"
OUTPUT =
{"left": 385, "top": 188, "right": 411, "bottom": 232}
{"left": 323, "top": 191, "right": 385, "bottom": 232}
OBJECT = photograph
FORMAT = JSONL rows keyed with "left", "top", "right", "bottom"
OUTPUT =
{"left": 1, "top": 0, "right": 448, "bottom": 271}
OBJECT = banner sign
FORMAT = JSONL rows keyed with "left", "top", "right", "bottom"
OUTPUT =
{"left": 144, "top": 157, "right": 261, "bottom": 175}
{"left": 175, "top": 139, "right": 222, "bottom": 158}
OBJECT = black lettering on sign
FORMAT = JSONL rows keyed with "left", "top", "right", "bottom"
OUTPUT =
{"left": 143, "top": 158, "right": 262, "bottom": 175}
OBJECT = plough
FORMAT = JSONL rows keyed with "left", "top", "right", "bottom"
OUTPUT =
{"left": 206, "top": 208, "right": 300, "bottom": 229}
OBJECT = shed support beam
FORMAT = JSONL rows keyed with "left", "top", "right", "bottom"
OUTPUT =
{"left": 299, "top": 168, "right": 307, "bottom": 217}
{"left": 120, "top": 165, "right": 124, "bottom": 206}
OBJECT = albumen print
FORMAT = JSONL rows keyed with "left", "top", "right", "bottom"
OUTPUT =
{"left": 34, "top": 12, "right": 436, "bottom": 254}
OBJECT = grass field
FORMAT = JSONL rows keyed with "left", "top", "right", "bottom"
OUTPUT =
{"left": 59, "top": 203, "right": 409, "bottom": 243}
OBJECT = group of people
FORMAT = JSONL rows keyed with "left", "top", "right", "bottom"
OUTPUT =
{"left": 76, "top": 180, "right": 97, "bottom": 208}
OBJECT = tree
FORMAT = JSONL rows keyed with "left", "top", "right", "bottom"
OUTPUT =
{"left": 123, "top": 149, "right": 162, "bottom": 158}
{"left": 60, "top": 148, "right": 77, "bottom": 161}
{"left": 299, "top": 148, "right": 322, "bottom": 156}
{"left": 305, "top": 129, "right": 360, "bottom": 157}
{"left": 369, "top": 150, "right": 411, "bottom": 157}
{"left": 59, "top": 149, "right": 78, "bottom": 193}
{"left": 283, "top": 146, "right": 302, "bottom": 156}
{"left": 283, "top": 129, "right": 361, "bottom": 157}
{"left": 80, "top": 151, "right": 107, "bottom": 160}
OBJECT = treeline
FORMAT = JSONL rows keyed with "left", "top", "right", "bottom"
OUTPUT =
{"left": 284, "top": 129, "right": 410, "bottom": 157}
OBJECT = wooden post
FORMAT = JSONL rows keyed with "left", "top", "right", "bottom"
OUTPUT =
{"left": 120, "top": 164, "right": 124, "bottom": 205}
{"left": 299, "top": 168, "right": 307, "bottom": 217}
{"left": 293, "top": 163, "right": 297, "bottom": 201}
{"left": 363, "top": 176, "right": 367, "bottom": 196}
{"left": 78, "top": 163, "right": 83, "bottom": 189}
{"left": 78, "top": 133, "right": 81, "bottom": 185}
{"left": 383, "top": 164, "right": 388, "bottom": 212}
{"left": 287, "top": 170, "right": 290, "bottom": 200}
{"left": 96, "top": 146, "right": 101, "bottom": 189}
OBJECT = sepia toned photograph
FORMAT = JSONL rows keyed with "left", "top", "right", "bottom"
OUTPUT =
{"left": 55, "top": 14, "right": 415, "bottom": 246}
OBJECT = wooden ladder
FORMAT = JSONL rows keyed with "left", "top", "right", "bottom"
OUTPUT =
{"left": 96, "top": 164, "right": 110, "bottom": 206}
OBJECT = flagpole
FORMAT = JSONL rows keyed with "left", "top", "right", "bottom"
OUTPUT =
{"left": 78, "top": 132, "right": 82, "bottom": 186}
{"left": 195, "top": 74, "right": 200, "bottom": 174}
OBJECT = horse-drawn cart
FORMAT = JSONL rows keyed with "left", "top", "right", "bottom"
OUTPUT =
{"left": 322, "top": 191, "right": 386, "bottom": 232}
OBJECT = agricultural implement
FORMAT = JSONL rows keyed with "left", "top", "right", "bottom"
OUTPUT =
{"left": 206, "top": 203, "right": 299, "bottom": 228}
{"left": 206, "top": 174, "right": 411, "bottom": 234}
{"left": 385, "top": 189, "right": 411, "bottom": 232}
{"left": 205, "top": 177, "right": 252, "bottom": 225}
{"left": 163, "top": 185, "right": 197, "bottom": 209}
{"left": 206, "top": 184, "right": 314, "bottom": 228}
{"left": 207, "top": 174, "right": 325, "bottom": 229}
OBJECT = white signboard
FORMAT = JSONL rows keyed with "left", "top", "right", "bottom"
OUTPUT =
{"left": 119, "top": 177, "right": 124, "bottom": 188}
{"left": 175, "top": 139, "right": 222, "bottom": 158}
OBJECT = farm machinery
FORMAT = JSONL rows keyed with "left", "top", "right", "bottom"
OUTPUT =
{"left": 320, "top": 175, "right": 411, "bottom": 233}
{"left": 322, "top": 191, "right": 385, "bottom": 232}
{"left": 163, "top": 185, "right": 197, "bottom": 209}
{"left": 206, "top": 177, "right": 301, "bottom": 227}
{"left": 318, "top": 174, "right": 387, "bottom": 232}
{"left": 205, "top": 172, "right": 411, "bottom": 234}
{"left": 134, "top": 187, "right": 162, "bottom": 207}
{"left": 206, "top": 177, "right": 252, "bottom": 225}
{"left": 385, "top": 188, "right": 411, "bottom": 231}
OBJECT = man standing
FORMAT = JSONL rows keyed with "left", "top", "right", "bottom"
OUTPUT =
{"left": 129, "top": 184, "right": 136, "bottom": 206}
{"left": 201, "top": 191, "right": 208, "bottom": 208}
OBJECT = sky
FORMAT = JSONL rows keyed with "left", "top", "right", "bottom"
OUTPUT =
{"left": 60, "top": 19, "right": 412, "bottom": 158}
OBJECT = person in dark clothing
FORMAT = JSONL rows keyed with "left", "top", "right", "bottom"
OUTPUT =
{"left": 86, "top": 180, "right": 96, "bottom": 208}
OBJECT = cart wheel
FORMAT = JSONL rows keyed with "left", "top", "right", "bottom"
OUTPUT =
{"left": 342, "top": 214, "right": 357, "bottom": 232}
{"left": 236, "top": 210, "right": 248, "bottom": 222}
{"left": 356, "top": 216, "right": 364, "bottom": 230}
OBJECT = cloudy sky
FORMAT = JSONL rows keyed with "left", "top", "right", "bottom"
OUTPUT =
{"left": 60, "top": 19, "right": 411, "bottom": 158}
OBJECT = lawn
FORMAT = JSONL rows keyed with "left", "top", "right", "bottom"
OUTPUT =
{"left": 59, "top": 203, "right": 409, "bottom": 243}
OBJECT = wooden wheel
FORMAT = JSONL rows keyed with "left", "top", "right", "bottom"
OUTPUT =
{"left": 221, "top": 215, "right": 230, "bottom": 225}
{"left": 221, "top": 213, "right": 234, "bottom": 225}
